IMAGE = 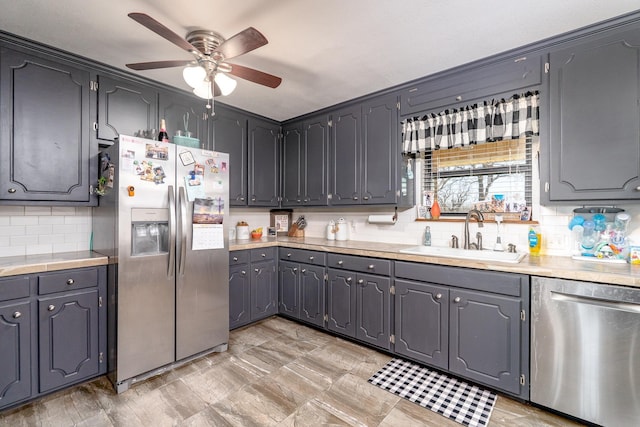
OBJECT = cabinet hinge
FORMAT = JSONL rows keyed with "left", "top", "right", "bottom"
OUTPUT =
{"left": 520, "top": 309, "right": 526, "bottom": 321}
{"left": 520, "top": 374, "right": 526, "bottom": 385}
{"left": 93, "top": 122, "right": 98, "bottom": 131}
{"left": 396, "top": 101, "right": 400, "bottom": 110}
{"left": 328, "top": 120, "right": 333, "bottom": 128}
{"left": 390, "top": 286, "right": 396, "bottom": 295}
{"left": 99, "top": 296, "right": 103, "bottom": 308}
{"left": 544, "top": 62, "right": 550, "bottom": 74}
{"left": 544, "top": 182, "right": 550, "bottom": 193}
{"left": 323, "top": 314, "right": 328, "bottom": 322}
{"left": 324, "top": 273, "right": 328, "bottom": 283}
{"left": 89, "top": 185, "right": 94, "bottom": 195}
{"left": 90, "top": 80, "right": 99, "bottom": 91}
{"left": 390, "top": 334, "right": 395, "bottom": 344}
{"left": 99, "top": 352, "right": 104, "bottom": 363}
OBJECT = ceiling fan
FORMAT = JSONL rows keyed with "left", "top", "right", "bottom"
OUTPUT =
{"left": 125, "top": 13, "right": 282, "bottom": 99}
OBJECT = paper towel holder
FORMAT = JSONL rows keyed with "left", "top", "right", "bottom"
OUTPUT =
{"left": 367, "top": 207, "right": 398, "bottom": 225}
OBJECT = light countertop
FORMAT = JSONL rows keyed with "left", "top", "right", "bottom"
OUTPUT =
{"left": 0, "top": 251, "right": 109, "bottom": 278}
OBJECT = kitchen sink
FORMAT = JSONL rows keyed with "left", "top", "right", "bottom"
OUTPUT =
{"left": 399, "top": 245, "right": 527, "bottom": 263}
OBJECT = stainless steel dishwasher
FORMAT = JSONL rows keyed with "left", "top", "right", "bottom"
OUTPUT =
{"left": 531, "top": 276, "right": 640, "bottom": 426}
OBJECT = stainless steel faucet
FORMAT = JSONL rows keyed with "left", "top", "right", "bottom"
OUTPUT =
{"left": 451, "top": 235, "right": 459, "bottom": 248}
{"left": 464, "top": 209, "right": 484, "bottom": 249}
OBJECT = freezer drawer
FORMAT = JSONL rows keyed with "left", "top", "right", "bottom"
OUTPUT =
{"left": 531, "top": 276, "right": 640, "bottom": 427}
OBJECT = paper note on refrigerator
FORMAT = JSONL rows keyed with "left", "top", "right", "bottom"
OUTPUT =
{"left": 192, "top": 224, "right": 224, "bottom": 250}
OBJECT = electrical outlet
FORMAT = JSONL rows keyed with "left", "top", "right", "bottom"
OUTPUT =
{"left": 547, "top": 234, "right": 566, "bottom": 250}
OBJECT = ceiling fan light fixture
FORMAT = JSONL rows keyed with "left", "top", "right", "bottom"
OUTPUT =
{"left": 183, "top": 64, "right": 207, "bottom": 88}
{"left": 192, "top": 79, "right": 214, "bottom": 99}
{"left": 214, "top": 72, "right": 237, "bottom": 96}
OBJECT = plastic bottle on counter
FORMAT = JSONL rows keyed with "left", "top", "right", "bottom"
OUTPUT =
{"left": 528, "top": 225, "right": 542, "bottom": 256}
{"left": 423, "top": 226, "right": 431, "bottom": 246}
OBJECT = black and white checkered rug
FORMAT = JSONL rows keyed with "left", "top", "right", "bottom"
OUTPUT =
{"left": 368, "top": 358, "right": 497, "bottom": 427}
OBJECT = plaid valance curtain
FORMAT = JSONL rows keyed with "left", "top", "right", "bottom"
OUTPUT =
{"left": 401, "top": 91, "right": 539, "bottom": 154}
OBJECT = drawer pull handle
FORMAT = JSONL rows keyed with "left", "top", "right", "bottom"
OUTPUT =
{"left": 435, "top": 293, "right": 442, "bottom": 300}
{"left": 309, "top": 256, "right": 314, "bottom": 261}
{"left": 8, "top": 188, "right": 17, "bottom": 194}
{"left": 357, "top": 279, "right": 364, "bottom": 284}
{"left": 368, "top": 264, "right": 375, "bottom": 269}
{"left": 233, "top": 256, "right": 238, "bottom": 262}
{"left": 13, "top": 311, "right": 21, "bottom": 319}
{"left": 454, "top": 297, "right": 461, "bottom": 303}
{"left": 337, "top": 260, "right": 344, "bottom": 265}
{"left": 66, "top": 278, "right": 75, "bottom": 285}
{"left": 48, "top": 305, "right": 56, "bottom": 311}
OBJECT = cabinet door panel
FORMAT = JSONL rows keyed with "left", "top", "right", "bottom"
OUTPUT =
{"left": 97, "top": 75, "right": 158, "bottom": 142}
{"left": 394, "top": 280, "right": 448, "bottom": 369}
{"left": 281, "top": 124, "right": 303, "bottom": 205}
{"left": 449, "top": 288, "right": 521, "bottom": 394}
{"left": 326, "top": 269, "right": 356, "bottom": 337}
{"left": 38, "top": 289, "right": 99, "bottom": 393}
{"left": 361, "top": 94, "right": 398, "bottom": 204}
{"left": 248, "top": 118, "right": 280, "bottom": 206}
{"left": 0, "top": 301, "right": 31, "bottom": 409}
{"left": 356, "top": 273, "right": 391, "bottom": 350}
{"left": 278, "top": 261, "right": 299, "bottom": 318}
{"left": 229, "top": 264, "right": 250, "bottom": 329}
{"left": 299, "top": 264, "right": 325, "bottom": 327}
{"left": 331, "top": 107, "right": 361, "bottom": 204}
{"left": 250, "top": 260, "right": 277, "bottom": 320}
{"left": 548, "top": 27, "right": 640, "bottom": 201}
{"left": 158, "top": 91, "right": 208, "bottom": 147}
{"left": 0, "top": 47, "right": 92, "bottom": 203}
{"left": 303, "top": 118, "right": 329, "bottom": 205}
{"left": 213, "top": 107, "right": 247, "bottom": 205}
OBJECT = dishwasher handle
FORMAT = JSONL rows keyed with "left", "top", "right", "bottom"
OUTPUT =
{"left": 551, "top": 290, "right": 640, "bottom": 314}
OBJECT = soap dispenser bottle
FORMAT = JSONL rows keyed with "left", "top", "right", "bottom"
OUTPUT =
{"left": 423, "top": 226, "right": 431, "bottom": 246}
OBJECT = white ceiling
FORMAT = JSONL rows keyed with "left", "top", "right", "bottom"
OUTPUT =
{"left": 0, "top": 0, "right": 638, "bottom": 121}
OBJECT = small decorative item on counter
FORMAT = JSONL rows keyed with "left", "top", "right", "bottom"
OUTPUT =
{"left": 335, "top": 217, "right": 348, "bottom": 241}
{"left": 157, "top": 119, "right": 169, "bottom": 142}
{"left": 528, "top": 225, "right": 541, "bottom": 256}
{"left": 250, "top": 227, "right": 263, "bottom": 240}
{"left": 629, "top": 245, "right": 640, "bottom": 264}
{"left": 569, "top": 208, "right": 630, "bottom": 261}
{"left": 236, "top": 221, "right": 250, "bottom": 240}
{"left": 423, "top": 226, "right": 431, "bottom": 246}
{"left": 326, "top": 220, "right": 336, "bottom": 240}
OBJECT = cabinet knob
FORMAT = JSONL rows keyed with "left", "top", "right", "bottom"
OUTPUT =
{"left": 454, "top": 297, "right": 461, "bottom": 303}
{"left": 301, "top": 269, "right": 306, "bottom": 273}
{"left": 233, "top": 257, "right": 238, "bottom": 261}
{"left": 48, "top": 305, "right": 56, "bottom": 311}
{"left": 456, "top": 95, "right": 463, "bottom": 101}
{"left": 254, "top": 268, "right": 259, "bottom": 273}
{"left": 293, "top": 268, "right": 298, "bottom": 273}
{"left": 13, "top": 311, "right": 21, "bottom": 319}
{"left": 352, "top": 196, "right": 359, "bottom": 200}
{"left": 309, "top": 256, "right": 314, "bottom": 261}
{"left": 241, "top": 270, "right": 246, "bottom": 275}
{"left": 337, "top": 260, "right": 344, "bottom": 265}
{"left": 435, "top": 293, "right": 442, "bottom": 300}
{"left": 66, "top": 278, "right": 75, "bottom": 285}
{"left": 240, "top": 197, "right": 245, "bottom": 201}
{"left": 296, "top": 199, "right": 301, "bottom": 203}
{"left": 287, "top": 253, "right": 292, "bottom": 257}
{"left": 8, "top": 188, "right": 17, "bottom": 194}
{"left": 261, "top": 253, "right": 266, "bottom": 257}
{"left": 363, "top": 196, "right": 370, "bottom": 201}
{"left": 346, "top": 277, "right": 352, "bottom": 283}
{"left": 251, "top": 197, "right": 256, "bottom": 202}
{"left": 357, "top": 279, "right": 364, "bottom": 284}
{"left": 368, "top": 264, "right": 375, "bottom": 270}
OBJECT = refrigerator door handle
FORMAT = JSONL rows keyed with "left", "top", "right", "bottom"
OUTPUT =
{"left": 178, "top": 186, "right": 188, "bottom": 275}
{"left": 168, "top": 185, "right": 176, "bottom": 278}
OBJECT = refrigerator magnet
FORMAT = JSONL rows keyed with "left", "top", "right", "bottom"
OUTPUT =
{"left": 179, "top": 151, "right": 195, "bottom": 166}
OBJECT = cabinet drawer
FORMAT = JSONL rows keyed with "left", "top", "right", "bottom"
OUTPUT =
{"left": 0, "top": 275, "right": 31, "bottom": 301}
{"left": 395, "top": 261, "right": 526, "bottom": 297}
{"left": 279, "top": 248, "right": 326, "bottom": 265}
{"left": 327, "top": 253, "right": 390, "bottom": 276}
{"left": 229, "top": 250, "right": 249, "bottom": 265}
{"left": 250, "top": 247, "right": 276, "bottom": 262}
{"left": 37, "top": 268, "right": 98, "bottom": 295}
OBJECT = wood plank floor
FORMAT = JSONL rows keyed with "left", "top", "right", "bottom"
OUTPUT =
{"left": 0, "top": 317, "right": 584, "bottom": 426}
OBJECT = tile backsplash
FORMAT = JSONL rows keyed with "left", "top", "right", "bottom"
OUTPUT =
{"left": 0, "top": 206, "right": 92, "bottom": 257}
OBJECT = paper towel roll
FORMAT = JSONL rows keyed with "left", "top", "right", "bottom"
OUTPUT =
{"left": 367, "top": 215, "right": 397, "bottom": 224}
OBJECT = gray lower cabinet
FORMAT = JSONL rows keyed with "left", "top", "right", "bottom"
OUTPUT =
{"left": 326, "top": 253, "right": 392, "bottom": 350}
{"left": 0, "top": 267, "right": 106, "bottom": 411}
{"left": 543, "top": 22, "right": 640, "bottom": 203}
{"left": 278, "top": 248, "right": 326, "bottom": 327}
{"left": 394, "top": 261, "right": 529, "bottom": 398}
{"left": 229, "top": 249, "right": 278, "bottom": 329}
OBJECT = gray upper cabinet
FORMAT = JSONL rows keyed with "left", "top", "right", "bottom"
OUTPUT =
{"left": 0, "top": 44, "right": 95, "bottom": 205}
{"left": 96, "top": 75, "right": 158, "bottom": 143}
{"left": 248, "top": 117, "right": 280, "bottom": 206}
{"left": 330, "top": 105, "right": 361, "bottom": 204}
{"left": 543, "top": 24, "right": 640, "bottom": 202}
{"left": 282, "top": 116, "right": 329, "bottom": 206}
{"left": 400, "top": 53, "right": 543, "bottom": 116}
{"left": 158, "top": 90, "right": 209, "bottom": 148}
{"left": 212, "top": 106, "right": 248, "bottom": 205}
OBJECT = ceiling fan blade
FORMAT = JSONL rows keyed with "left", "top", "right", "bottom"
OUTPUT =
{"left": 128, "top": 12, "right": 199, "bottom": 54}
{"left": 126, "top": 60, "right": 193, "bottom": 71}
{"left": 214, "top": 27, "right": 268, "bottom": 60}
{"left": 227, "top": 63, "right": 282, "bottom": 88}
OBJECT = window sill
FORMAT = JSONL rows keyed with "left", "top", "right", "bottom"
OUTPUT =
{"left": 415, "top": 217, "right": 539, "bottom": 225}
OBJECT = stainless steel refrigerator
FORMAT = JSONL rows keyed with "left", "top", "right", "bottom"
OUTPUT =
{"left": 93, "top": 135, "right": 229, "bottom": 393}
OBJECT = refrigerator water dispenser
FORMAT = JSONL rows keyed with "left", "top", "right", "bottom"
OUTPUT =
{"left": 131, "top": 208, "right": 169, "bottom": 256}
